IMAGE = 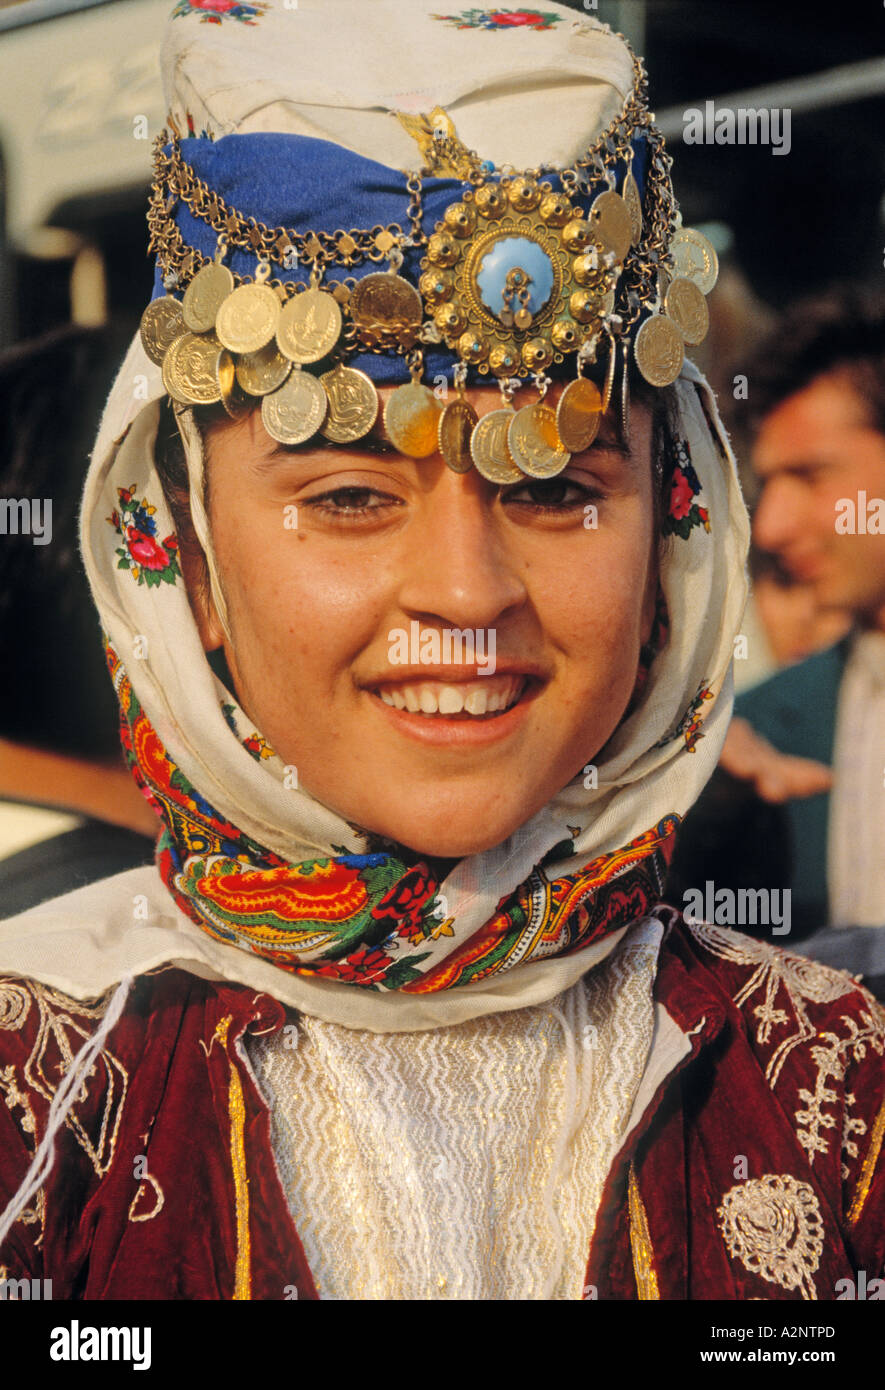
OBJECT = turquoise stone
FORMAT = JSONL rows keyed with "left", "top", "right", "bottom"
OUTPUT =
{"left": 475, "top": 236, "right": 555, "bottom": 320}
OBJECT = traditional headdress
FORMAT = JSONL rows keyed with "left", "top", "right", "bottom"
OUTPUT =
{"left": 143, "top": 0, "right": 719, "bottom": 479}
{"left": 31, "top": 0, "right": 748, "bottom": 1031}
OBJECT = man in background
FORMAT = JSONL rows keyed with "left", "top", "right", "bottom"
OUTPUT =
{"left": 668, "top": 284, "right": 885, "bottom": 992}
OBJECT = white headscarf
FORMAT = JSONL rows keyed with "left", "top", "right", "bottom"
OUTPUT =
{"left": 0, "top": 1, "right": 750, "bottom": 1030}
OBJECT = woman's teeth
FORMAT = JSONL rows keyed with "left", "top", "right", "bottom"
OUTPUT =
{"left": 375, "top": 675, "right": 527, "bottom": 718}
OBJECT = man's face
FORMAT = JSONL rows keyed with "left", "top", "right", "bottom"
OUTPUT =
{"left": 752, "top": 373, "right": 885, "bottom": 625}
{"left": 186, "top": 382, "right": 657, "bottom": 858}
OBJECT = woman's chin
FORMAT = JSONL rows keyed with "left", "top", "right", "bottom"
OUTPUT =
{"left": 364, "top": 817, "right": 526, "bottom": 861}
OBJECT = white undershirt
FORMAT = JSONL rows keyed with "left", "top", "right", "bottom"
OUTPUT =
{"left": 246, "top": 918, "right": 664, "bottom": 1300}
{"left": 828, "top": 631, "right": 885, "bottom": 927}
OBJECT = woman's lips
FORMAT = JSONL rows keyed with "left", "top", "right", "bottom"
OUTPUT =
{"left": 367, "top": 675, "right": 543, "bottom": 745}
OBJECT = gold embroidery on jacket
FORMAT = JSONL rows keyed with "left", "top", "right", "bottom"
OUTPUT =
{"left": 127, "top": 1130, "right": 165, "bottom": 1223}
{"left": 795, "top": 1013, "right": 884, "bottom": 1167}
{"left": 128, "top": 1172, "right": 165, "bottom": 1223}
{"left": 846, "top": 1096, "right": 885, "bottom": 1229}
{"left": 214, "top": 1015, "right": 252, "bottom": 1301}
{"left": 628, "top": 1162, "right": 660, "bottom": 1300}
{"left": 0, "top": 1064, "right": 45, "bottom": 1244}
{"left": 0, "top": 979, "right": 128, "bottom": 1181}
{"left": 685, "top": 926, "right": 885, "bottom": 1165}
{"left": 716, "top": 1174, "right": 823, "bottom": 1300}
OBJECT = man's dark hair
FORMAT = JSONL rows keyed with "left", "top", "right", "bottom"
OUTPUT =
{"left": 743, "top": 282, "right": 885, "bottom": 434}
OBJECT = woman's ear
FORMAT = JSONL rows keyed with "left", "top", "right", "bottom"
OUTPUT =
{"left": 174, "top": 505, "right": 226, "bottom": 653}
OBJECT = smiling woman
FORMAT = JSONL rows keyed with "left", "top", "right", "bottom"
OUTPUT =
{"left": 152, "top": 378, "right": 673, "bottom": 859}
{"left": 0, "top": 0, "right": 882, "bottom": 1306}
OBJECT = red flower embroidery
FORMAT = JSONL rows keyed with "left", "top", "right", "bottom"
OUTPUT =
{"left": 491, "top": 9, "right": 547, "bottom": 23}
{"left": 126, "top": 527, "right": 171, "bottom": 571}
{"left": 371, "top": 862, "right": 437, "bottom": 942}
{"left": 669, "top": 467, "right": 695, "bottom": 521}
{"left": 313, "top": 944, "right": 393, "bottom": 984}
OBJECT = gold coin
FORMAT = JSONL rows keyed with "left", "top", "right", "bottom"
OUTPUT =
{"left": 469, "top": 409, "right": 522, "bottom": 485}
{"left": 555, "top": 377, "right": 602, "bottom": 453}
{"left": 508, "top": 403, "right": 570, "bottom": 478}
{"left": 622, "top": 170, "right": 643, "bottom": 246}
{"left": 384, "top": 382, "right": 442, "bottom": 459}
{"left": 669, "top": 227, "right": 719, "bottom": 294}
{"left": 215, "top": 282, "right": 281, "bottom": 355}
{"left": 276, "top": 287, "right": 342, "bottom": 365}
{"left": 217, "top": 349, "right": 252, "bottom": 419}
{"left": 182, "top": 262, "right": 235, "bottom": 333}
{"left": 261, "top": 370, "right": 327, "bottom": 445}
{"left": 350, "top": 273, "right": 423, "bottom": 331}
{"left": 161, "top": 331, "right": 223, "bottom": 405}
{"left": 438, "top": 397, "right": 478, "bottom": 473}
{"left": 633, "top": 314, "right": 685, "bottom": 387}
{"left": 664, "top": 275, "right": 709, "bottom": 346}
{"left": 319, "top": 364, "right": 379, "bottom": 444}
{"left": 140, "top": 296, "right": 185, "bottom": 366}
{"left": 235, "top": 341, "right": 292, "bottom": 396}
{"left": 590, "top": 190, "right": 633, "bottom": 262}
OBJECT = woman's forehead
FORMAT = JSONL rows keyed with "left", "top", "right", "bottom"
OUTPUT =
{"left": 203, "top": 380, "right": 653, "bottom": 463}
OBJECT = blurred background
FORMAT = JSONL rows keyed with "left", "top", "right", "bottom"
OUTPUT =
{"left": 0, "top": 0, "right": 883, "bottom": 933}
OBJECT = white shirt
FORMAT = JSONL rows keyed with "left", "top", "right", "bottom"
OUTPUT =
{"left": 246, "top": 918, "right": 669, "bottom": 1300}
{"left": 828, "top": 631, "right": 885, "bottom": 927}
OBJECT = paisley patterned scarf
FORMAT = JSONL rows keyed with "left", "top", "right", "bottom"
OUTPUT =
{"left": 110, "top": 643, "right": 678, "bottom": 992}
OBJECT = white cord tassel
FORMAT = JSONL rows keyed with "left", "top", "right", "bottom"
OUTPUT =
{"left": 0, "top": 975, "right": 134, "bottom": 1251}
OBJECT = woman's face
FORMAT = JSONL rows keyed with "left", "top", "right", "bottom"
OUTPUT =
{"left": 186, "top": 382, "right": 658, "bottom": 857}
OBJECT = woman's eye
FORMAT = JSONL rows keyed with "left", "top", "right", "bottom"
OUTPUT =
{"left": 503, "top": 478, "right": 603, "bottom": 511}
{"left": 303, "top": 487, "right": 400, "bottom": 518}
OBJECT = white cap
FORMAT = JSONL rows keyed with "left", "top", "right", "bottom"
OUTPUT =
{"left": 162, "top": 0, "right": 635, "bottom": 170}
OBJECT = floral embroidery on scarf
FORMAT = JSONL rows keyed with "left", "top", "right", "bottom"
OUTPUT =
{"left": 655, "top": 682, "right": 714, "bottom": 754}
{"left": 171, "top": 0, "right": 268, "bottom": 24}
{"left": 243, "top": 733, "right": 275, "bottom": 761}
{"left": 662, "top": 440, "right": 711, "bottom": 540}
{"left": 221, "top": 703, "right": 275, "bottom": 761}
{"left": 108, "top": 487, "right": 181, "bottom": 588}
{"left": 432, "top": 9, "right": 562, "bottom": 30}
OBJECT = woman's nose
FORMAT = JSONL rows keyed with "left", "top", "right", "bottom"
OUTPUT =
{"left": 396, "top": 480, "right": 528, "bottom": 629}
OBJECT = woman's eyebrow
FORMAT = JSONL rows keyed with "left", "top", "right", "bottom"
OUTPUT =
{"left": 576, "top": 433, "right": 634, "bottom": 463}
{"left": 329, "top": 436, "right": 398, "bottom": 456}
{"left": 253, "top": 435, "right": 398, "bottom": 469}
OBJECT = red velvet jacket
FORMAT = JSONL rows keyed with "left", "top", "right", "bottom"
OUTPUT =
{"left": 1, "top": 917, "right": 883, "bottom": 1300}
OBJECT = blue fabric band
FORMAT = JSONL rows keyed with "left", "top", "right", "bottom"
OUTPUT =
{"left": 152, "top": 130, "right": 649, "bottom": 385}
